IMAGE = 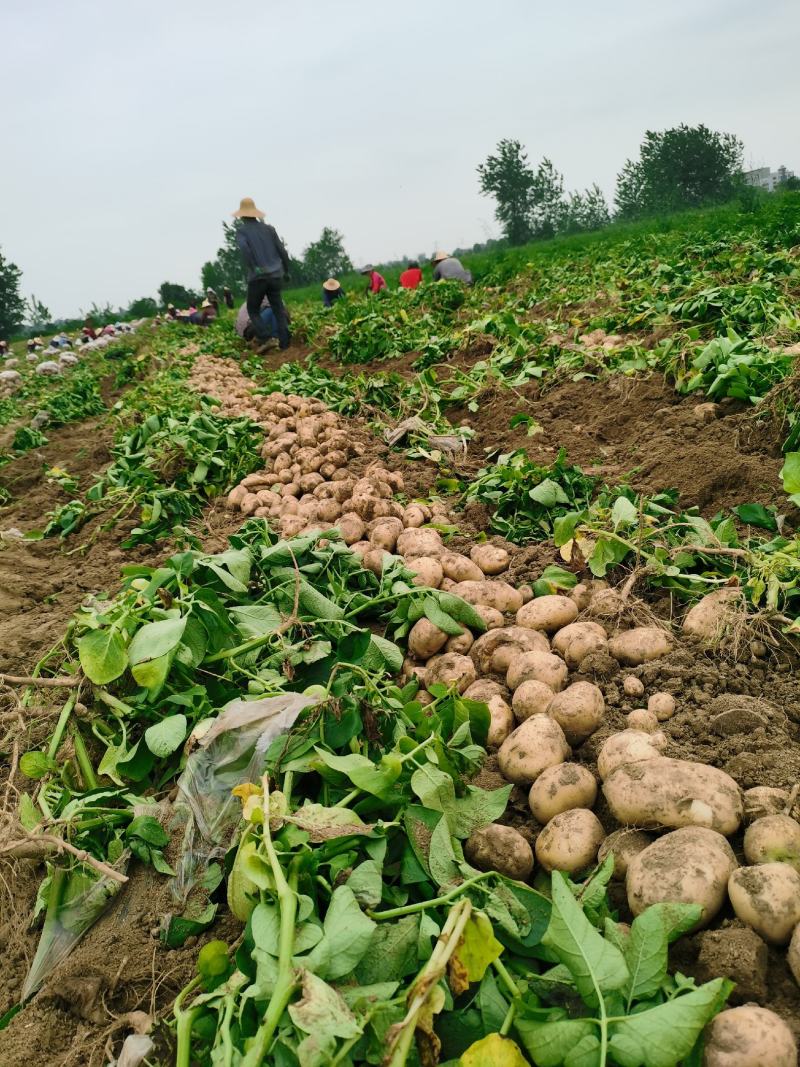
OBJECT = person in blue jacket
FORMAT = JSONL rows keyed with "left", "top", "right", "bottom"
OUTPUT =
{"left": 322, "top": 278, "right": 344, "bottom": 308}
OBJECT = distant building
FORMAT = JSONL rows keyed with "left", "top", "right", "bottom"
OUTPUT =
{"left": 743, "top": 165, "right": 796, "bottom": 192}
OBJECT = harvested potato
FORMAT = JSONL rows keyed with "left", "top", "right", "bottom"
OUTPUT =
{"left": 440, "top": 551, "right": 484, "bottom": 583}
{"left": 506, "top": 650, "right": 568, "bottom": 693}
{"left": 597, "top": 828, "right": 652, "bottom": 880}
{"left": 626, "top": 708, "right": 659, "bottom": 732}
{"left": 789, "top": 923, "right": 800, "bottom": 986}
{"left": 463, "top": 680, "right": 514, "bottom": 747}
{"left": 512, "top": 679, "right": 555, "bottom": 722}
{"left": 626, "top": 826, "right": 736, "bottom": 929}
{"left": 449, "top": 580, "right": 523, "bottom": 614}
{"left": 569, "top": 583, "right": 593, "bottom": 611}
{"left": 648, "top": 692, "right": 676, "bottom": 721}
{"left": 369, "top": 518, "right": 403, "bottom": 552}
{"left": 622, "top": 675, "right": 645, "bottom": 698}
{"left": 607, "top": 626, "right": 673, "bottom": 666}
{"left": 743, "top": 815, "right": 800, "bottom": 869}
{"left": 547, "top": 681, "right": 604, "bottom": 745}
{"left": 474, "top": 605, "right": 504, "bottom": 630}
{"left": 402, "top": 504, "right": 430, "bottom": 528}
{"left": 743, "top": 786, "right": 791, "bottom": 824}
{"left": 396, "top": 528, "right": 443, "bottom": 558}
{"left": 528, "top": 763, "right": 597, "bottom": 824}
{"left": 338, "top": 512, "right": 366, "bottom": 545}
{"left": 683, "top": 587, "right": 743, "bottom": 640}
{"left": 703, "top": 1005, "right": 797, "bottom": 1067}
{"left": 497, "top": 715, "right": 570, "bottom": 785}
{"left": 445, "top": 631, "right": 474, "bottom": 656}
{"left": 425, "top": 652, "right": 476, "bottom": 694}
{"left": 518, "top": 584, "right": 533, "bottom": 603}
{"left": 604, "top": 757, "right": 743, "bottom": 834}
{"left": 535, "top": 809, "right": 604, "bottom": 874}
{"left": 469, "top": 544, "right": 510, "bottom": 575}
{"left": 362, "top": 548, "right": 391, "bottom": 575}
{"left": 551, "top": 621, "right": 607, "bottom": 667}
{"left": 408, "top": 619, "right": 449, "bottom": 661}
{"left": 517, "top": 594, "right": 578, "bottom": 633}
{"left": 728, "top": 864, "right": 800, "bottom": 945}
{"left": 597, "top": 729, "right": 667, "bottom": 780}
{"left": 465, "top": 824, "right": 533, "bottom": 881}
{"left": 406, "top": 556, "right": 444, "bottom": 589}
{"left": 470, "top": 626, "right": 550, "bottom": 676}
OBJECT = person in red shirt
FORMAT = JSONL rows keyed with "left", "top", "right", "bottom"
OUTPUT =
{"left": 399, "top": 261, "right": 423, "bottom": 289}
{"left": 360, "top": 265, "right": 387, "bottom": 294}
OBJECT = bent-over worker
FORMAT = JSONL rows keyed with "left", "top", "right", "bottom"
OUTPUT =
{"left": 431, "top": 250, "right": 472, "bottom": 285}
{"left": 233, "top": 196, "right": 292, "bottom": 351}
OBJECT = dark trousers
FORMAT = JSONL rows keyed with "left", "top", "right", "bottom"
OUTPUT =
{"left": 247, "top": 274, "right": 291, "bottom": 349}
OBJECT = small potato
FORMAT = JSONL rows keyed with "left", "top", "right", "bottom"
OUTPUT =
{"left": 648, "top": 692, "right": 676, "bottom": 721}
{"left": 547, "top": 681, "right": 604, "bottom": 745}
{"left": 440, "top": 551, "right": 484, "bottom": 583}
{"left": 465, "top": 824, "right": 533, "bottom": 882}
{"left": 569, "top": 583, "right": 593, "bottom": 612}
{"left": 227, "top": 484, "right": 247, "bottom": 507}
{"left": 349, "top": 540, "right": 370, "bottom": 557}
{"left": 512, "top": 679, "right": 554, "bottom": 722}
{"left": 449, "top": 580, "right": 523, "bottom": 614}
{"left": 743, "top": 815, "right": 800, "bottom": 869}
{"left": 789, "top": 923, "right": 800, "bottom": 986}
{"left": 517, "top": 594, "right": 578, "bottom": 633}
{"left": 315, "top": 499, "right": 341, "bottom": 524}
{"left": 469, "top": 544, "right": 510, "bottom": 576}
{"left": 506, "top": 650, "right": 568, "bottom": 693}
{"left": 470, "top": 626, "right": 550, "bottom": 676}
{"left": 280, "top": 515, "right": 307, "bottom": 538}
{"left": 369, "top": 518, "right": 403, "bottom": 552}
{"left": 551, "top": 621, "right": 607, "bottom": 667}
{"left": 703, "top": 1005, "right": 797, "bottom": 1067}
{"left": 535, "top": 808, "right": 604, "bottom": 874}
{"left": 608, "top": 626, "right": 673, "bottom": 666}
{"left": 518, "top": 584, "right": 533, "bottom": 603}
{"left": 528, "top": 763, "right": 597, "bottom": 824}
{"left": 408, "top": 619, "right": 449, "bottom": 661}
{"left": 743, "top": 786, "right": 791, "bottom": 824}
{"left": 425, "top": 652, "right": 476, "bottom": 694}
{"left": 497, "top": 715, "right": 570, "bottom": 785}
{"left": 338, "top": 512, "right": 365, "bottom": 545}
{"left": 440, "top": 577, "right": 456, "bottom": 591}
{"left": 627, "top": 826, "right": 737, "bottom": 929}
{"left": 728, "top": 863, "right": 800, "bottom": 945}
{"left": 627, "top": 708, "right": 659, "bottom": 732}
{"left": 445, "top": 631, "right": 474, "bottom": 655}
{"left": 474, "top": 605, "right": 504, "bottom": 630}
{"left": 597, "top": 729, "right": 666, "bottom": 780}
{"left": 406, "top": 555, "right": 444, "bottom": 589}
{"left": 362, "top": 548, "right": 391, "bottom": 575}
{"left": 464, "top": 680, "right": 514, "bottom": 747}
{"left": 622, "top": 675, "right": 645, "bottom": 698}
{"left": 402, "top": 504, "right": 429, "bottom": 528}
{"left": 597, "top": 828, "right": 651, "bottom": 880}
{"left": 396, "top": 528, "right": 444, "bottom": 558}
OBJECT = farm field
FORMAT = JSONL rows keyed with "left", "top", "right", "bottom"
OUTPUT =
{"left": 1, "top": 195, "right": 800, "bottom": 1066}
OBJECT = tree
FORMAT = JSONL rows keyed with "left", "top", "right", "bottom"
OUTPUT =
{"left": 561, "top": 184, "right": 611, "bottom": 233}
{"left": 615, "top": 124, "right": 744, "bottom": 219}
{"left": 530, "top": 158, "right": 566, "bottom": 238}
{"left": 158, "top": 281, "right": 199, "bottom": 308}
{"left": 201, "top": 221, "right": 248, "bottom": 298}
{"left": 477, "top": 139, "right": 535, "bottom": 245}
{"left": 301, "top": 227, "right": 353, "bottom": 283}
{"left": 26, "top": 294, "right": 51, "bottom": 332}
{"left": 127, "top": 296, "right": 158, "bottom": 318}
{"left": 0, "top": 248, "right": 25, "bottom": 339}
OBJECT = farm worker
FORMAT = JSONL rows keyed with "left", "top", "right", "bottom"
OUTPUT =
{"left": 205, "top": 287, "right": 220, "bottom": 313}
{"left": 222, "top": 286, "right": 234, "bottom": 309}
{"left": 0, "top": 340, "right": 9, "bottom": 356}
{"left": 431, "top": 250, "right": 473, "bottom": 285}
{"left": 234, "top": 297, "right": 284, "bottom": 343}
{"left": 399, "top": 261, "right": 423, "bottom": 290}
{"left": 361, "top": 265, "right": 387, "bottom": 295}
{"left": 232, "top": 196, "right": 292, "bottom": 351}
{"left": 322, "top": 278, "right": 344, "bottom": 308}
{"left": 166, "top": 304, "right": 178, "bottom": 320}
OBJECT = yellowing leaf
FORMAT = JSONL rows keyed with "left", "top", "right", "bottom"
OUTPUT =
{"left": 559, "top": 539, "right": 575, "bottom": 562}
{"left": 460, "top": 1033, "right": 529, "bottom": 1067}
{"left": 232, "top": 782, "right": 261, "bottom": 801}
{"left": 449, "top": 912, "right": 504, "bottom": 994}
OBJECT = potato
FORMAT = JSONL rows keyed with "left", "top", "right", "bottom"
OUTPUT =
{"left": 728, "top": 864, "right": 800, "bottom": 945}
{"left": 506, "top": 650, "right": 568, "bottom": 693}
{"left": 440, "top": 551, "right": 484, "bottom": 583}
{"left": 648, "top": 692, "right": 676, "bottom": 721}
{"left": 369, "top": 518, "right": 403, "bottom": 552}
{"left": 743, "top": 786, "right": 791, "bottom": 824}
{"left": 518, "top": 584, "right": 533, "bottom": 603}
{"left": 497, "top": 715, "right": 570, "bottom": 785}
{"left": 464, "top": 824, "right": 533, "bottom": 881}
{"left": 280, "top": 515, "right": 307, "bottom": 537}
{"left": 449, "top": 580, "right": 523, "bottom": 614}
{"left": 551, "top": 621, "right": 608, "bottom": 667}
{"left": 604, "top": 757, "right": 743, "bottom": 834}
{"left": 424, "top": 652, "right": 476, "bottom": 694}
{"left": 517, "top": 595, "right": 578, "bottom": 633}
{"left": 474, "top": 605, "right": 504, "bottom": 630}
{"left": 315, "top": 499, "right": 341, "bottom": 523}
{"left": 703, "top": 1005, "right": 797, "bottom": 1067}
{"left": 622, "top": 675, "right": 645, "bottom": 698}
{"left": 627, "top": 826, "right": 736, "bottom": 929}
{"left": 512, "top": 679, "right": 555, "bottom": 722}
{"left": 598, "top": 728, "right": 665, "bottom": 779}
{"left": 743, "top": 815, "right": 800, "bottom": 869}
{"left": 402, "top": 504, "right": 429, "bottom": 528}
{"left": 408, "top": 619, "right": 449, "bottom": 661}
{"left": 362, "top": 548, "right": 391, "bottom": 575}
{"left": 406, "top": 555, "right": 444, "bottom": 589}
{"left": 626, "top": 708, "right": 659, "bottom": 732}
{"left": 463, "top": 680, "right": 514, "bottom": 747}
{"left": 789, "top": 923, "right": 800, "bottom": 986}
{"left": 569, "top": 583, "right": 593, "bottom": 611}
{"left": 470, "top": 626, "right": 550, "bottom": 676}
{"left": 535, "top": 809, "right": 604, "bottom": 873}
{"left": 396, "top": 528, "right": 443, "bottom": 558}
{"left": 607, "top": 626, "right": 673, "bottom": 666}
{"left": 528, "top": 763, "right": 597, "bottom": 824}
{"left": 338, "top": 512, "right": 365, "bottom": 545}
{"left": 227, "top": 484, "right": 247, "bottom": 507}
{"left": 469, "top": 544, "right": 510, "bottom": 576}
{"left": 683, "top": 587, "right": 743, "bottom": 640}
{"left": 547, "top": 681, "right": 604, "bottom": 745}
{"left": 445, "top": 631, "right": 474, "bottom": 655}
{"left": 597, "top": 828, "right": 651, "bottom": 880}
{"left": 440, "top": 577, "right": 456, "bottom": 591}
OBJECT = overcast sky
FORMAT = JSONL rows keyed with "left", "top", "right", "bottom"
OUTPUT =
{"left": 1, "top": 0, "right": 798, "bottom": 318}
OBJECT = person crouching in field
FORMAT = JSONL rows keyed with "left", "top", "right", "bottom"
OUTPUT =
{"left": 431, "top": 250, "right": 473, "bottom": 285}
{"left": 322, "top": 278, "right": 344, "bottom": 307}
{"left": 234, "top": 296, "right": 288, "bottom": 346}
{"left": 399, "top": 261, "right": 423, "bottom": 289}
{"left": 361, "top": 265, "right": 387, "bottom": 295}
{"left": 232, "top": 196, "right": 292, "bottom": 351}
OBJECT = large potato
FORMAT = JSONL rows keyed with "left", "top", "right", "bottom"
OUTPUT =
{"left": 728, "top": 863, "right": 800, "bottom": 945}
{"left": 512, "top": 679, "right": 555, "bottom": 722}
{"left": 597, "top": 729, "right": 666, "bottom": 780}
{"left": 406, "top": 555, "right": 444, "bottom": 589}
{"left": 506, "top": 650, "right": 568, "bottom": 693}
{"left": 534, "top": 809, "right": 604, "bottom": 873}
{"left": 683, "top": 587, "right": 742, "bottom": 640}
{"left": 463, "top": 679, "right": 514, "bottom": 747}
{"left": 408, "top": 618, "right": 449, "bottom": 661}
{"left": 449, "top": 580, "right": 523, "bottom": 614}
{"left": 703, "top": 1005, "right": 797, "bottom": 1067}
{"left": 551, "top": 621, "right": 608, "bottom": 667}
{"left": 440, "top": 551, "right": 484, "bottom": 583}
{"left": 497, "top": 715, "right": 570, "bottom": 785}
{"left": 424, "top": 652, "right": 476, "bottom": 694}
{"left": 465, "top": 824, "right": 533, "bottom": 881}
{"left": 528, "top": 763, "right": 597, "bottom": 824}
{"left": 517, "top": 595, "right": 578, "bottom": 633}
{"left": 597, "top": 828, "right": 651, "bottom": 880}
{"left": 743, "top": 815, "right": 800, "bottom": 869}
{"left": 603, "top": 757, "right": 743, "bottom": 834}
{"left": 470, "top": 544, "right": 510, "bottom": 576}
{"left": 607, "top": 626, "right": 673, "bottom": 666}
{"left": 470, "top": 626, "right": 549, "bottom": 676}
{"left": 626, "top": 826, "right": 736, "bottom": 929}
{"left": 396, "top": 528, "right": 443, "bottom": 558}
{"left": 547, "top": 681, "right": 604, "bottom": 745}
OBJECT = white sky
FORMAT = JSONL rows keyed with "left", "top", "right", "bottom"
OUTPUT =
{"left": 1, "top": 0, "right": 798, "bottom": 318}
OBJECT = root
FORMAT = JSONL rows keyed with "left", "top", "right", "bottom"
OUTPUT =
{"left": 1, "top": 831, "right": 128, "bottom": 884}
{"left": 0, "top": 672, "right": 81, "bottom": 688}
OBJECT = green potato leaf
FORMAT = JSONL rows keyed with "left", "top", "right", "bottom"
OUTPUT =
{"left": 78, "top": 627, "right": 128, "bottom": 684}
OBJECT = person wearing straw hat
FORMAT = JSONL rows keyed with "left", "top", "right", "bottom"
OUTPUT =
{"left": 431, "top": 250, "right": 473, "bottom": 285}
{"left": 322, "top": 278, "right": 344, "bottom": 308}
{"left": 360, "top": 265, "right": 386, "bottom": 295}
{"left": 232, "top": 196, "right": 292, "bottom": 351}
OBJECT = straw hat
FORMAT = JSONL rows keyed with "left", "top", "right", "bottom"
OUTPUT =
{"left": 431, "top": 250, "right": 449, "bottom": 264}
{"left": 232, "top": 196, "right": 265, "bottom": 219}
{"left": 201, "top": 300, "right": 211, "bottom": 309}
{"left": 322, "top": 278, "right": 341, "bottom": 291}
{"left": 360, "top": 265, "right": 374, "bottom": 274}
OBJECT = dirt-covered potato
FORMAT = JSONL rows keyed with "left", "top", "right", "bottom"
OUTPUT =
{"left": 512, "top": 679, "right": 555, "bottom": 722}
{"left": 528, "top": 763, "right": 597, "bottom": 824}
{"left": 406, "top": 555, "right": 444, "bottom": 589}
{"left": 449, "top": 580, "right": 523, "bottom": 614}
{"left": 743, "top": 815, "right": 800, "bottom": 869}
{"left": 401, "top": 503, "right": 430, "bottom": 528}
{"left": 743, "top": 787, "right": 791, "bottom": 824}
{"left": 469, "top": 544, "right": 510, "bottom": 575}
{"left": 534, "top": 808, "right": 604, "bottom": 873}
{"left": 517, "top": 594, "right": 578, "bottom": 633}
{"left": 607, "top": 626, "right": 673, "bottom": 666}
{"left": 445, "top": 631, "right": 474, "bottom": 655}
{"left": 474, "top": 605, "right": 504, "bottom": 630}
{"left": 424, "top": 652, "right": 476, "bottom": 694}
{"left": 604, "top": 757, "right": 743, "bottom": 834}
{"left": 703, "top": 1005, "right": 797, "bottom": 1067}
{"left": 728, "top": 864, "right": 800, "bottom": 944}
{"left": 789, "top": 923, "right": 800, "bottom": 986}
{"left": 408, "top": 618, "right": 449, "bottom": 661}
{"left": 369, "top": 517, "right": 404, "bottom": 552}
{"left": 627, "top": 826, "right": 737, "bottom": 929}
{"left": 597, "top": 828, "right": 652, "bottom": 880}
{"left": 683, "top": 587, "right": 743, "bottom": 641}
{"left": 547, "top": 681, "right": 605, "bottom": 745}
{"left": 470, "top": 626, "right": 550, "bottom": 676}
{"left": 596, "top": 729, "right": 667, "bottom": 780}
{"left": 362, "top": 548, "right": 392, "bottom": 575}
{"left": 626, "top": 708, "right": 659, "bottom": 732}
{"left": 648, "top": 692, "right": 676, "bottom": 721}
{"left": 440, "top": 551, "right": 484, "bottom": 583}
{"left": 338, "top": 512, "right": 366, "bottom": 545}
{"left": 497, "top": 714, "right": 570, "bottom": 785}
{"left": 396, "top": 528, "right": 443, "bottom": 558}
{"left": 551, "top": 621, "right": 608, "bottom": 667}
{"left": 463, "top": 680, "right": 514, "bottom": 747}
{"left": 464, "top": 824, "right": 533, "bottom": 881}
{"left": 622, "top": 675, "right": 645, "bottom": 698}
{"left": 506, "top": 650, "right": 568, "bottom": 693}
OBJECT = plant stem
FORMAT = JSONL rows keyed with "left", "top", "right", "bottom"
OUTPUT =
{"left": 71, "top": 726, "right": 98, "bottom": 790}
{"left": 369, "top": 871, "right": 494, "bottom": 920}
{"left": 173, "top": 975, "right": 203, "bottom": 1067}
{"left": 47, "top": 691, "right": 77, "bottom": 760}
{"left": 333, "top": 734, "right": 437, "bottom": 810}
